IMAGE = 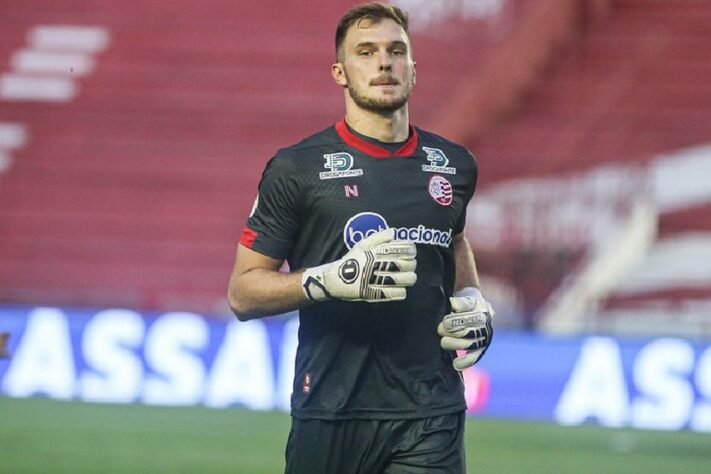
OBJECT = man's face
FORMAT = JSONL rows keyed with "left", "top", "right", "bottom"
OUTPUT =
{"left": 336, "top": 18, "right": 415, "bottom": 114}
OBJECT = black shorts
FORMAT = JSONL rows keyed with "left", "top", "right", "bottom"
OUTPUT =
{"left": 284, "top": 412, "right": 466, "bottom": 474}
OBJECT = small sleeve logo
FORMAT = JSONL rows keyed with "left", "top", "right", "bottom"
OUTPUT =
{"left": 303, "top": 372, "right": 312, "bottom": 394}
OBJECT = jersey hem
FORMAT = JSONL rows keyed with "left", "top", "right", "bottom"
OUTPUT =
{"left": 290, "top": 401, "right": 467, "bottom": 421}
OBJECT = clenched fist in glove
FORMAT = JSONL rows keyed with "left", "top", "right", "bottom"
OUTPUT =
{"left": 301, "top": 228, "right": 417, "bottom": 303}
{"left": 438, "top": 287, "right": 494, "bottom": 371}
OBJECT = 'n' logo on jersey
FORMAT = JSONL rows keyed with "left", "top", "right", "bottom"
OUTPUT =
{"left": 421, "top": 147, "right": 456, "bottom": 175}
{"left": 429, "top": 175, "right": 453, "bottom": 206}
{"left": 319, "top": 152, "right": 364, "bottom": 180}
{"left": 344, "top": 184, "right": 359, "bottom": 198}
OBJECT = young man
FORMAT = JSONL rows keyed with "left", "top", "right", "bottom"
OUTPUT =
{"left": 228, "top": 3, "right": 494, "bottom": 473}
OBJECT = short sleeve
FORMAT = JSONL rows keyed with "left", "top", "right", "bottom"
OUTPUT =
{"left": 454, "top": 149, "right": 478, "bottom": 234}
{"left": 240, "top": 151, "right": 301, "bottom": 260}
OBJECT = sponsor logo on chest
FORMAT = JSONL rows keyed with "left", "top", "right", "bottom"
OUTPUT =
{"left": 319, "top": 152, "right": 364, "bottom": 180}
{"left": 343, "top": 212, "right": 453, "bottom": 249}
{"left": 421, "top": 147, "right": 456, "bottom": 175}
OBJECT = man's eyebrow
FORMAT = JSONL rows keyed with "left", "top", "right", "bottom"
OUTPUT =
{"left": 353, "top": 40, "right": 409, "bottom": 49}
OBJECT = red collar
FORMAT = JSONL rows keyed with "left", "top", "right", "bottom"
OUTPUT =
{"left": 335, "top": 119, "right": 419, "bottom": 158}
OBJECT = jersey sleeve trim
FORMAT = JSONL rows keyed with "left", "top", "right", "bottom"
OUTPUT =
{"left": 239, "top": 227, "right": 258, "bottom": 248}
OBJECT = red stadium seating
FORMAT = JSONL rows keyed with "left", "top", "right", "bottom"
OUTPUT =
{"left": 0, "top": 0, "right": 510, "bottom": 312}
{"left": 1, "top": 0, "right": 709, "bottom": 328}
{"left": 464, "top": 0, "right": 711, "bottom": 331}
{"left": 470, "top": 0, "right": 711, "bottom": 184}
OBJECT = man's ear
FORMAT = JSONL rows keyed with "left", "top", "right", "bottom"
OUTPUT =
{"left": 331, "top": 62, "right": 348, "bottom": 88}
{"left": 413, "top": 60, "right": 417, "bottom": 86}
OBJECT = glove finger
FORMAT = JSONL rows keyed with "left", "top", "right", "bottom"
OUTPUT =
{"left": 441, "top": 312, "right": 488, "bottom": 333}
{"left": 453, "top": 349, "right": 483, "bottom": 371}
{"left": 372, "top": 270, "right": 417, "bottom": 287}
{"left": 374, "top": 241, "right": 416, "bottom": 258}
{"left": 438, "top": 321, "right": 475, "bottom": 338}
{"left": 440, "top": 336, "right": 482, "bottom": 351}
{"left": 441, "top": 335, "right": 487, "bottom": 351}
{"left": 458, "top": 326, "right": 488, "bottom": 340}
{"left": 466, "top": 335, "right": 488, "bottom": 350}
{"left": 369, "top": 271, "right": 415, "bottom": 287}
{"left": 374, "top": 258, "right": 416, "bottom": 273}
{"left": 373, "top": 287, "right": 406, "bottom": 302}
{"left": 357, "top": 228, "right": 395, "bottom": 250}
{"left": 449, "top": 296, "right": 476, "bottom": 313}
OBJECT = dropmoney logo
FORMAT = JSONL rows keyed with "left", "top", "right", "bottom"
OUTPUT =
{"left": 343, "top": 212, "right": 389, "bottom": 249}
{"left": 421, "top": 147, "right": 456, "bottom": 175}
{"left": 320, "top": 152, "right": 364, "bottom": 180}
{"left": 343, "top": 211, "right": 453, "bottom": 249}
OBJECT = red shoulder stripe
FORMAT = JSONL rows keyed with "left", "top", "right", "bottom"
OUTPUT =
{"left": 239, "top": 227, "right": 258, "bottom": 248}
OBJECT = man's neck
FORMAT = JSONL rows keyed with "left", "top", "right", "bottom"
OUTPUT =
{"left": 344, "top": 103, "right": 410, "bottom": 143}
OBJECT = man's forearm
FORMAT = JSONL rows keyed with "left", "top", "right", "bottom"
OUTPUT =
{"left": 228, "top": 228, "right": 417, "bottom": 320}
{"left": 453, "top": 233, "right": 480, "bottom": 291}
{"left": 228, "top": 268, "right": 310, "bottom": 321}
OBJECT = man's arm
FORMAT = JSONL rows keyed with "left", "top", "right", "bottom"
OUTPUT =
{"left": 453, "top": 231, "right": 480, "bottom": 291}
{"left": 228, "top": 228, "right": 417, "bottom": 321}
{"left": 439, "top": 231, "right": 494, "bottom": 370}
{"left": 227, "top": 244, "right": 309, "bottom": 321}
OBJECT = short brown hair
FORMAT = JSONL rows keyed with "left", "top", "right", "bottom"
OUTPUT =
{"left": 335, "top": 3, "right": 410, "bottom": 62}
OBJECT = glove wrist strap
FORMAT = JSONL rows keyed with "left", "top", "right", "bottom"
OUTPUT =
{"left": 302, "top": 264, "right": 332, "bottom": 302}
{"left": 454, "top": 286, "right": 483, "bottom": 300}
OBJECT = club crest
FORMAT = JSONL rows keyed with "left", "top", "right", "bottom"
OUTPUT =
{"left": 428, "top": 175, "right": 453, "bottom": 206}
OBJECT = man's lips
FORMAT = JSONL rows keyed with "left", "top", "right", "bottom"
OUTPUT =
{"left": 371, "top": 78, "right": 400, "bottom": 86}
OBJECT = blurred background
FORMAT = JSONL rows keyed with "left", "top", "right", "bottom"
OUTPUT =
{"left": 1, "top": 0, "right": 710, "bottom": 472}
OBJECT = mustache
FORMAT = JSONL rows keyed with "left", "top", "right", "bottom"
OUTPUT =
{"left": 370, "top": 76, "right": 400, "bottom": 86}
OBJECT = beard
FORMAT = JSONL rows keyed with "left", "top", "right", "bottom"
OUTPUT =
{"left": 344, "top": 70, "right": 414, "bottom": 114}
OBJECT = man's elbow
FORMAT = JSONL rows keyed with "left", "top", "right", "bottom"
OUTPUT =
{"left": 227, "top": 288, "right": 257, "bottom": 322}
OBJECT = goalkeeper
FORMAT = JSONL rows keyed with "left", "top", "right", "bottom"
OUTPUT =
{"left": 227, "top": 3, "right": 493, "bottom": 473}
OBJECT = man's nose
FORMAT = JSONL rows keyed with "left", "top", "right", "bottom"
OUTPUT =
{"left": 378, "top": 52, "right": 392, "bottom": 71}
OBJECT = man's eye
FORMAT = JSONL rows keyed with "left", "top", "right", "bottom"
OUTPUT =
{"left": 392, "top": 50, "right": 405, "bottom": 55}
{"left": 359, "top": 50, "right": 372, "bottom": 56}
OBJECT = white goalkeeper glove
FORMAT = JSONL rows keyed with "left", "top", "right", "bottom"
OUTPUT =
{"left": 438, "top": 287, "right": 494, "bottom": 371}
{"left": 301, "top": 228, "right": 417, "bottom": 303}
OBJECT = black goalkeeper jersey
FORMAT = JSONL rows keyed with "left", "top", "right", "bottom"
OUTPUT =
{"left": 240, "top": 119, "right": 478, "bottom": 420}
